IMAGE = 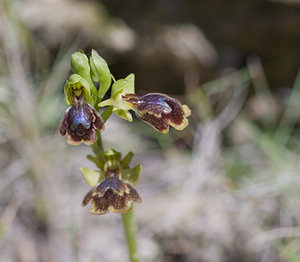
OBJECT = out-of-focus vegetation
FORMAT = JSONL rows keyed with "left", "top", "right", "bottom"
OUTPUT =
{"left": 1, "top": 0, "right": 300, "bottom": 261}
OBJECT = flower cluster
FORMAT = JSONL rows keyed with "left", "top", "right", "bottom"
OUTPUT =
{"left": 59, "top": 50, "right": 110, "bottom": 145}
{"left": 98, "top": 75, "right": 191, "bottom": 133}
{"left": 59, "top": 50, "right": 191, "bottom": 215}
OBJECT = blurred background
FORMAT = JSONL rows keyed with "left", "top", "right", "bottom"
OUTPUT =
{"left": 1, "top": 0, "right": 300, "bottom": 261}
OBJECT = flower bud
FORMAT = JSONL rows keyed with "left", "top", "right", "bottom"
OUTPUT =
{"left": 71, "top": 51, "right": 90, "bottom": 79}
{"left": 89, "top": 49, "right": 112, "bottom": 101}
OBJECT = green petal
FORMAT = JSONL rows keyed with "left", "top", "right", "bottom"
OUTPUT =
{"left": 115, "top": 109, "right": 133, "bottom": 122}
{"left": 111, "top": 79, "right": 129, "bottom": 98}
{"left": 121, "top": 165, "right": 142, "bottom": 186}
{"left": 120, "top": 152, "right": 134, "bottom": 169}
{"left": 79, "top": 77, "right": 92, "bottom": 104}
{"left": 125, "top": 73, "right": 135, "bottom": 94}
{"left": 67, "top": 73, "right": 82, "bottom": 84}
{"left": 81, "top": 167, "right": 104, "bottom": 187}
{"left": 98, "top": 98, "right": 114, "bottom": 108}
{"left": 64, "top": 80, "right": 72, "bottom": 105}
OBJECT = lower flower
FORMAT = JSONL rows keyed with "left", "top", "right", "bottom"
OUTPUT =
{"left": 82, "top": 177, "right": 142, "bottom": 215}
{"left": 59, "top": 97, "right": 104, "bottom": 145}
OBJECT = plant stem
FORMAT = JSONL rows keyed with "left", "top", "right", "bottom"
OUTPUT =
{"left": 92, "top": 106, "right": 139, "bottom": 262}
{"left": 91, "top": 106, "right": 114, "bottom": 156}
{"left": 121, "top": 204, "right": 139, "bottom": 262}
{"left": 101, "top": 106, "right": 114, "bottom": 123}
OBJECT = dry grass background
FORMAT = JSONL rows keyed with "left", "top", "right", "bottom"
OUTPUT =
{"left": 1, "top": 1, "right": 300, "bottom": 262}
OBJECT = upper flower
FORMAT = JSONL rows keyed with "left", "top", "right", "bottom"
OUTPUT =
{"left": 123, "top": 93, "right": 191, "bottom": 133}
{"left": 59, "top": 97, "right": 104, "bottom": 145}
{"left": 98, "top": 73, "right": 191, "bottom": 133}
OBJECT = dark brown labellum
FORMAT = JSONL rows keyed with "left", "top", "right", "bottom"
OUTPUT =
{"left": 123, "top": 93, "right": 191, "bottom": 133}
{"left": 82, "top": 177, "right": 142, "bottom": 215}
{"left": 59, "top": 98, "right": 104, "bottom": 145}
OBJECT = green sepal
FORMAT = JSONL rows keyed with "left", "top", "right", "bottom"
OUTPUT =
{"left": 64, "top": 74, "right": 92, "bottom": 105}
{"left": 111, "top": 79, "right": 129, "bottom": 98}
{"left": 98, "top": 75, "right": 134, "bottom": 122}
{"left": 109, "top": 74, "right": 134, "bottom": 98}
{"left": 121, "top": 152, "right": 134, "bottom": 169}
{"left": 87, "top": 154, "right": 104, "bottom": 171}
{"left": 80, "top": 167, "right": 105, "bottom": 187}
{"left": 121, "top": 165, "right": 142, "bottom": 186}
{"left": 89, "top": 49, "right": 112, "bottom": 101}
{"left": 71, "top": 51, "right": 90, "bottom": 79}
{"left": 125, "top": 73, "right": 135, "bottom": 94}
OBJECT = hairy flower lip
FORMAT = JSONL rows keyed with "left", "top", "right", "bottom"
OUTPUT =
{"left": 123, "top": 93, "right": 191, "bottom": 133}
{"left": 59, "top": 98, "right": 104, "bottom": 145}
{"left": 82, "top": 176, "right": 142, "bottom": 215}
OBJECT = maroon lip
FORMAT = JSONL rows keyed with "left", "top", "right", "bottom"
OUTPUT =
{"left": 59, "top": 98, "right": 104, "bottom": 145}
{"left": 123, "top": 93, "right": 191, "bottom": 133}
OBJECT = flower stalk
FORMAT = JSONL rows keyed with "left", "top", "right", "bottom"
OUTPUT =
{"left": 89, "top": 127, "right": 141, "bottom": 262}
{"left": 121, "top": 205, "right": 139, "bottom": 262}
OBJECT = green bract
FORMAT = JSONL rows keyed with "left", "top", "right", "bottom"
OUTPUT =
{"left": 98, "top": 74, "right": 135, "bottom": 121}
{"left": 89, "top": 49, "right": 112, "bottom": 102}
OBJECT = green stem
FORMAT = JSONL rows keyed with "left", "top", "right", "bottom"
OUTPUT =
{"left": 121, "top": 204, "right": 139, "bottom": 262}
{"left": 91, "top": 106, "right": 139, "bottom": 262}
{"left": 101, "top": 106, "right": 114, "bottom": 123}
{"left": 91, "top": 106, "right": 114, "bottom": 156}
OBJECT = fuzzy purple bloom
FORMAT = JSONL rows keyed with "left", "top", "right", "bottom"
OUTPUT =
{"left": 123, "top": 93, "right": 191, "bottom": 133}
{"left": 82, "top": 174, "right": 142, "bottom": 215}
{"left": 59, "top": 98, "right": 104, "bottom": 145}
